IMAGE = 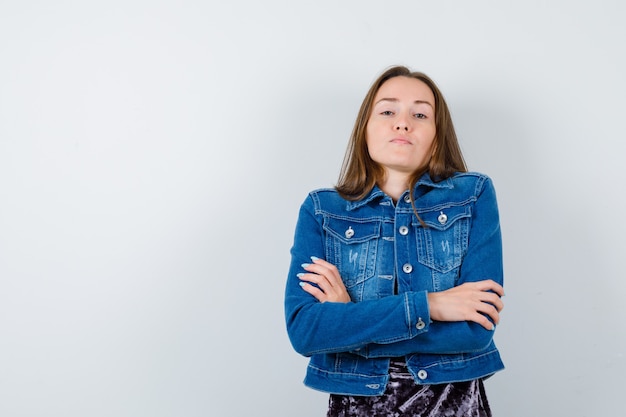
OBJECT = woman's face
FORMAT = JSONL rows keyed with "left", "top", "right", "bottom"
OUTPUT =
{"left": 366, "top": 76, "right": 436, "bottom": 177}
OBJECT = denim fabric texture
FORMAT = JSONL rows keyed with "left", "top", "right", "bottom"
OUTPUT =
{"left": 285, "top": 172, "right": 504, "bottom": 396}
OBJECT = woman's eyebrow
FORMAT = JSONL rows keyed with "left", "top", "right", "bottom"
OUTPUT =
{"left": 374, "top": 98, "right": 434, "bottom": 108}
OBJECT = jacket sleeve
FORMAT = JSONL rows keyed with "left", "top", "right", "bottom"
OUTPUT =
{"left": 357, "top": 176, "right": 504, "bottom": 357}
{"left": 284, "top": 194, "right": 432, "bottom": 357}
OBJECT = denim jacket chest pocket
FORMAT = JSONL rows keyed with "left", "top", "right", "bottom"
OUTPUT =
{"left": 322, "top": 217, "right": 380, "bottom": 300}
{"left": 413, "top": 204, "right": 471, "bottom": 290}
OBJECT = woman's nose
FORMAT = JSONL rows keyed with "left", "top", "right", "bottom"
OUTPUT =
{"left": 394, "top": 112, "right": 410, "bottom": 131}
{"left": 395, "top": 120, "right": 409, "bottom": 131}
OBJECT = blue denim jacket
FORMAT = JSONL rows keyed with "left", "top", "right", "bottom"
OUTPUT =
{"left": 285, "top": 172, "right": 504, "bottom": 396}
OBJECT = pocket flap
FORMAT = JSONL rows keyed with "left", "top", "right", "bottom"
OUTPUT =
{"left": 323, "top": 217, "right": 381, "bottom": 244}
{"left": 418, "top": 204, "right": 471, "bottom": 230}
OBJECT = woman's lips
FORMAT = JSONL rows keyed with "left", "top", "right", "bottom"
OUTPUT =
{"left": 390, "top": 137, "right": 412, "bottom": 145}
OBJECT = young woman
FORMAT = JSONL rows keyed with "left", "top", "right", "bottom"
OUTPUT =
{"left": 285, "top": 66, "right": 505, "bottom": 416}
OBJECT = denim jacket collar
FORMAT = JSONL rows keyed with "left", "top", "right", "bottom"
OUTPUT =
{"left": 346, "top": 173, "right": 454, "bottom": 211}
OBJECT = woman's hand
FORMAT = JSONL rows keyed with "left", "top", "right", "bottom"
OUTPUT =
{"left": 427, "top": 280, "right": 504, "bottom": 331}
{"left": 298, "top": 257, "right": 351, "bottom": 303}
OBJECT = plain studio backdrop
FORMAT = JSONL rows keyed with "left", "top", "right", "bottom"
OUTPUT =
{"left": 1, "top": 1, "right": 624, "bottom": 416}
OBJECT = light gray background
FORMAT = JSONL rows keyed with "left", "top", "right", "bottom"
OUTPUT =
{"left": 1, "top": 1, "right": 624, "bottom": 416}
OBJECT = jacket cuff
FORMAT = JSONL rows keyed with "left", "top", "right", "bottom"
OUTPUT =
{"left": 408, "top": 290, "right": 431, "bottom": 337}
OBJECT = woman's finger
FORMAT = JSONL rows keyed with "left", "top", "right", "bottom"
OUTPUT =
{"left": 299, "top": 281, "right": 327, "bottom": 301}
{"left": 306, "top": 257, "right": 343, "bottom": 287}
{"left": 475, "top": 279, "right": 505, "bottom": 297}
{"left": 298, "top": 271, "right": 330, "bottom": 294}
{"left": 299, "top": 258, "right": 351, "bottom": 303}
{"left": 475, "top": 302, "right": 500, "bottom": 325}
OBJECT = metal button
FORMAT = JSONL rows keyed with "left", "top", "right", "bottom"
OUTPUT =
{"left": 404, "top": 194, "right": 411, "bottom": 203}
{"left": 345, "top": 227, "right": 354, "bottom": 239}
{"left": 417, "top": 370, "right": 428, "bottom": 380}
{"left": 438, "top": 211, "right": 448, "bottom": 224}
{"left": 416, "top": 319, "right": 426, "bottom": 330}
{"left": 399, "top": 226, "right": 409, "bottom": 235}
{"left": 402, "top": 263, "right": 413, "bottom": 274}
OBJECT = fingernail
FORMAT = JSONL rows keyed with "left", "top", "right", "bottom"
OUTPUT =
{"left": 297, "top": 273, "right": 304, "bottom": 278}
{"left": 299, "top": 282, "right": 306, "bottom": 287}
{"left": 301, "top": 263, "right": 311, "bottom": 268}
{"left": 310, "top": 256, "right": 320, "bottom": 261}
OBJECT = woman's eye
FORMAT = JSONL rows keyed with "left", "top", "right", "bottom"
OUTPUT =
{"left": 380, "top": 110, "right": 394, "bottom": 116}
{"left": 414, "top": 113, "right": 427, "bottom": 119}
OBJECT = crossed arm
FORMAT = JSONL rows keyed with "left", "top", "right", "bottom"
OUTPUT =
{"left": 299, "top": 257, "right": 504, "bottom": 332}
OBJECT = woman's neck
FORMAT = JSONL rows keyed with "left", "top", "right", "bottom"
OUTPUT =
{"left": 378, "top": 172, "right": 410, "bottom": 202}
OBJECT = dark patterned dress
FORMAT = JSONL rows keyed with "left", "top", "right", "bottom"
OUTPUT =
{"left": 327, "top": 359, "right": 492, "bottom": 417}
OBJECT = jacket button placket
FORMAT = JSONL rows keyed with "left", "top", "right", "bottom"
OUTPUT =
{"left": 396, "top": 208, "right": 414, "bottom": 290}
